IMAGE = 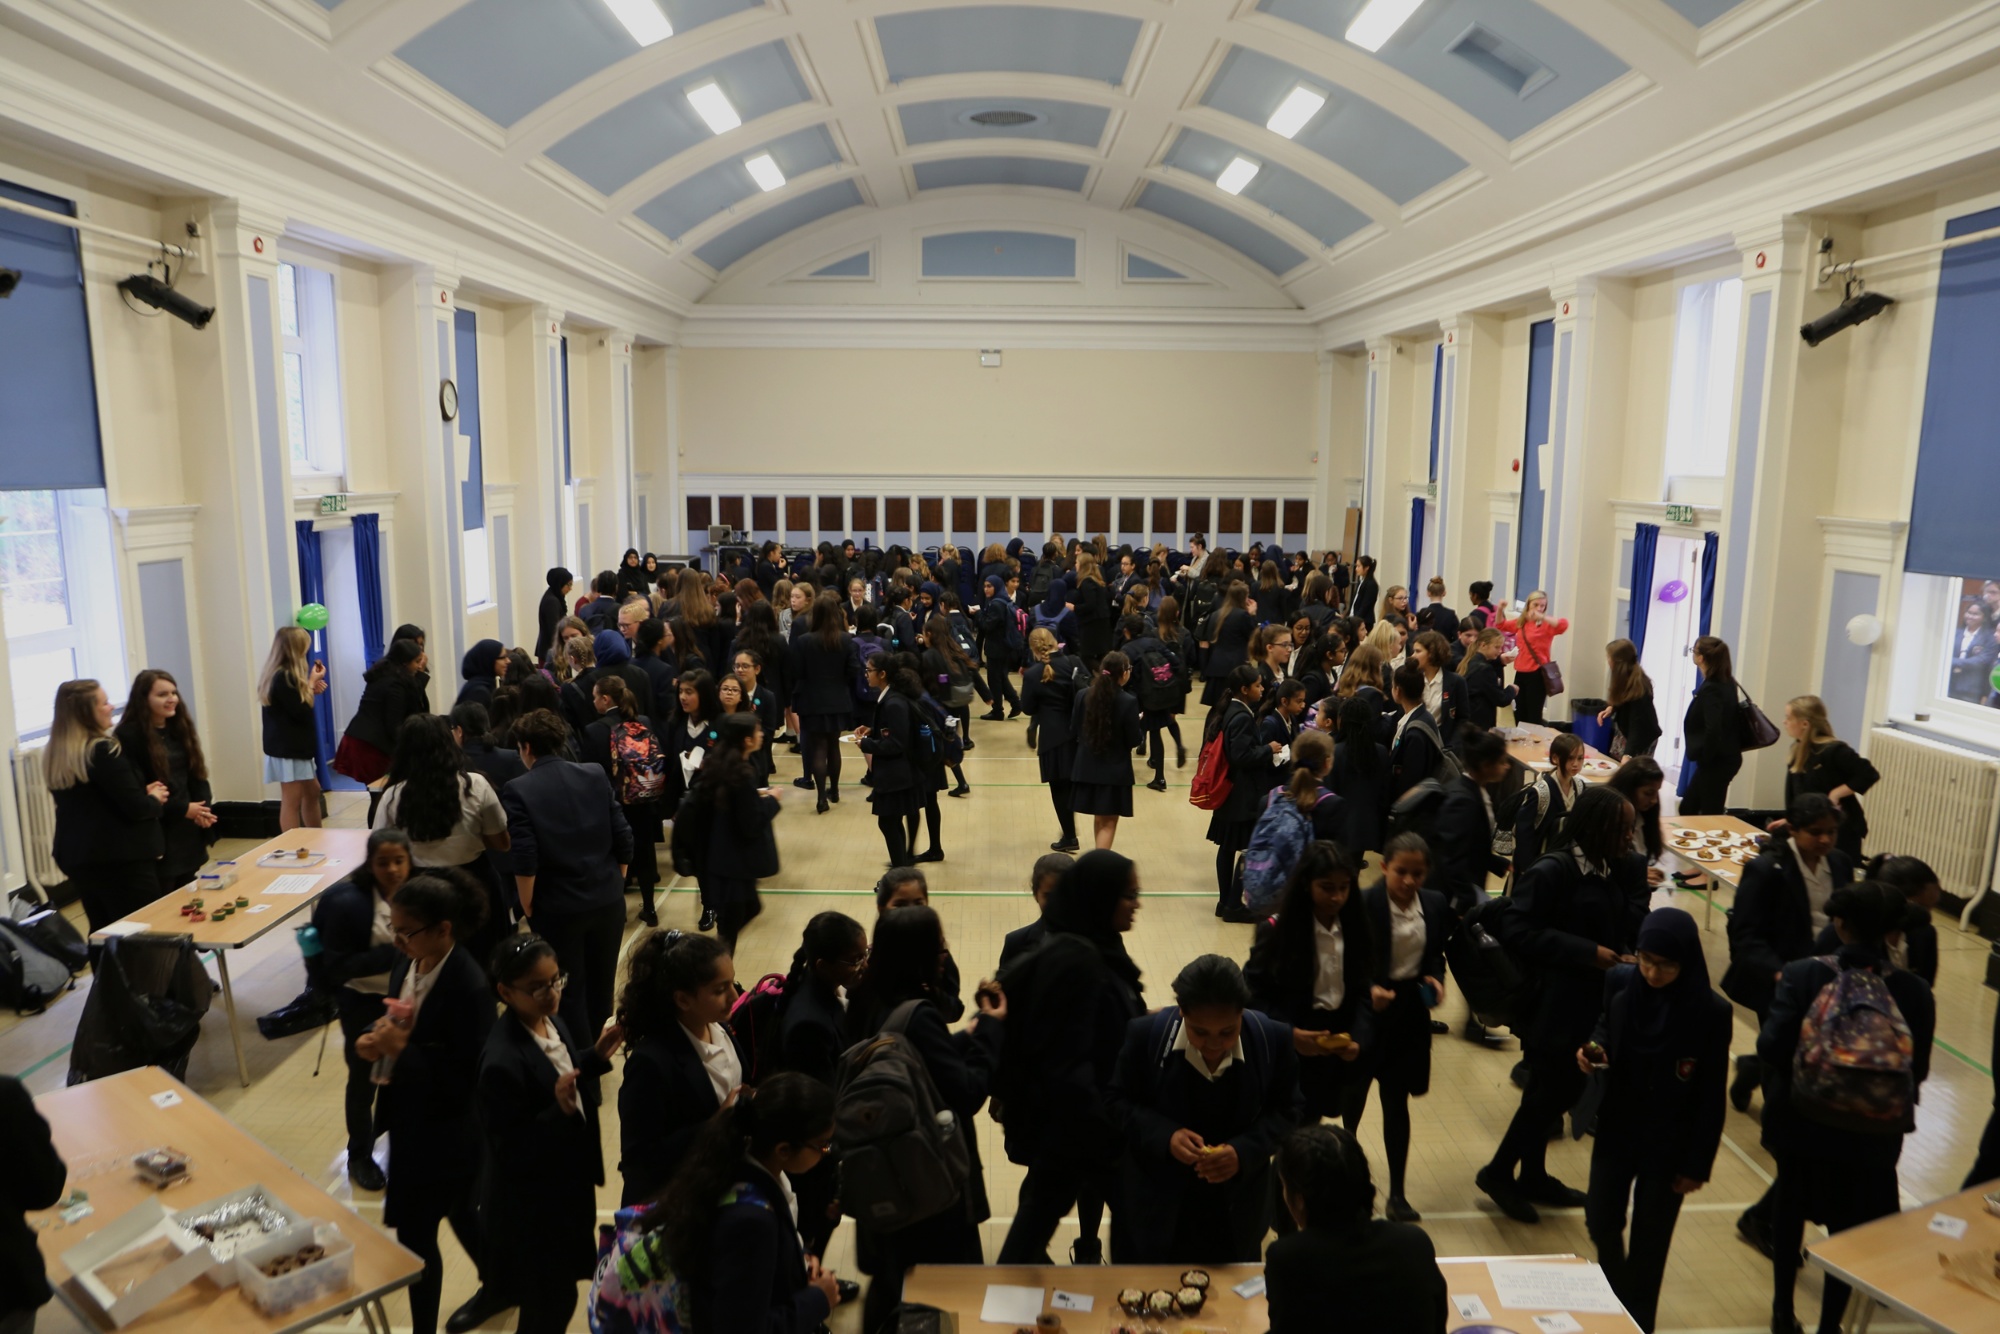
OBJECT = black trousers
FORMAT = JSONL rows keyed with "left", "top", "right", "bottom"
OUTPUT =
{"left": 1143, "top": 711, "right": 1182, "bottom": 775}
{"left": 1047, "top": 779, "right": 1077, "bottom": 843}
{"left": 529, "top": 901, "right": 624, "bottom": 1046}
{"left": 1515, "top": 666, "right": 1549, "bottom": 724}
{"left": 1771, "top": 1154, "right": 1901, "bottom": 1332}
{"left": 395, "top": 1178, "right": 483, "bottom": 1334}
{"left": 67, "top": 860, "right": 163, "bottom": 933}
{"left": 984, "top": 654, "right": 1020, "bottom": 714}
{"left": 998, "top": 1152, "right": 1110, "bottom": 1264}
{"left": 1680, "top": 756, "right": 1740, "bottom": 815}
{"left": 860, "top": 1213, "right": 981, "bottom": 1334}
{"left": 514, "top": 1276, "right": 578, "bottom": 1334}
{"left": 337, "top": 991, "right": 388, "bottom": 1160}
{"left": 1587, "top": 1134, "right": 1685, "bottom": 1333}
{"left": 1487, "top": 1045, "right": 1586, "bottom": 1186}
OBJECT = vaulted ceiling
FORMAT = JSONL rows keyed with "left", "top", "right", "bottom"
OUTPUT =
{"left": 10, "top": 0, "right": 1997, "bottom": 316}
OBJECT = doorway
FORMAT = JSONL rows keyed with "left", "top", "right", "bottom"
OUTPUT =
{"left": 1643, "top": 534, "right": 1705, "bottom": 787}
{"left": 318, "top": 524, "right": 368, "bottom": 792}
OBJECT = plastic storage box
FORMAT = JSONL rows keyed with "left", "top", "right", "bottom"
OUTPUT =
{"left": 233, "top": 1222, "right": 354, "bottom": 1316}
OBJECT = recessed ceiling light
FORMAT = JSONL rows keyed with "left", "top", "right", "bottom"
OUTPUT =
{"left": 1216, "top": 156, "right": 1260, "bottom": 195}
{"left": 744, "top": 153, "right": 786, "bottom": 192}
{"left": 1346, "top": 0, "right": 1425, "bottom": 53}
{"left": 1266, "top": 85, "right": 1327, "bottom": 139}
{"left": 686, "top": 82, "right": 741, "bottom": 135}
{"left": 602, "top": 0, "right": 672, "bottom": 47}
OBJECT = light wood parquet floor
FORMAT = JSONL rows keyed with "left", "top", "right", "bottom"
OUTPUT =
{"left": 3, "top": 716, "right": 1990, "bottom": 1334}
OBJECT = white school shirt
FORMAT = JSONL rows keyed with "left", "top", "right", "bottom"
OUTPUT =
{"left": 680, "top": 719, "right": 708, "bottom": 784}
{"left": 1802, "top": 854, "right": 1835, "bottom": 931}
{"left": 747, "top": 1153, "right": 805, "bottom": 1254}
{"left": 524, "top": 1016, "right": 574, "bottom": 1079}
{"left": 1313, "top": 918, "right": 1346, "bottom": 1010}
{"left": 345, "top": 893, "right": 396, "bottom": 997}
{"left": 687, "top": 1021, "right": 742, "bottom": 1105}
{"left": 1387, "top": 895, "right": 1426, "bottom": 981}
{"left": 1422, "top": 671, "right": 1444, "bottom": 723}
{"left": 1172, "top": 1020, "right": 1243, "bottom": 1082}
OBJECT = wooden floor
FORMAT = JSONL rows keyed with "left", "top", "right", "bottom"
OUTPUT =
{"left": 3, "top": 719, "right": 1991, "bottom": 1334}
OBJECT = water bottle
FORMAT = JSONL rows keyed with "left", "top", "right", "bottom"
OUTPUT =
{"left": 296, "top": 924, "right": 322, "bottom": 958}
{"left": 935, "top": 1109, "right": 957, "bottom": 1143}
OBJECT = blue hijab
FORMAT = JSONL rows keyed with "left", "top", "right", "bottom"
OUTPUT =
{"left": 592, "top": 629, "right": 632, "bottom": 667}
{"left": 1625, "top": 906, "right": 1709, "bottom": 1056}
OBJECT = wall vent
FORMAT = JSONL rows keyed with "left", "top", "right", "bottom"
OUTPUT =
{"left": 1447, "top": 24, "right": 1555, "bottom": 99}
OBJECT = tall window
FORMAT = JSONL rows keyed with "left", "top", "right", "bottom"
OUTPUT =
{"left": 1661, "top": 276, "right": 1743, "bottom": 487}
{"left": 1, "top": 489, "right": 126, "bottom": 736}
{"left": 279, "top": 260, "right": 345, "bottom": 484}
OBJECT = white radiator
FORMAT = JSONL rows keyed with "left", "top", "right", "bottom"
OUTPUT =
{"left": 1866, "top": 726, "right": 2000, "bottom": 928}
{"left": 9, "top": 742, "right": 61, "bottom": 895}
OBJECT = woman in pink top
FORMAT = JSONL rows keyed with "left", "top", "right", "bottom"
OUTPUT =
{"left": 1497, "top": 591, "right": 1569, "bottom": 725}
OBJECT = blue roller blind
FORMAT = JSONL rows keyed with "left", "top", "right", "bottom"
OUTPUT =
{"left": 454, "top": 307, "right": 485, "bottom": 530}
{"left": 1908, "top": 205, "right": 2000, "bottom": 578}
{"left": 0, "top": 180, "right": 105, "bottom": 490}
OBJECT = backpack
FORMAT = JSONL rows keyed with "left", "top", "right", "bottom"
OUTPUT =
{"left": 833, "top": 1000, "right": 972, "bottom": 1229}
{"left": 9, "top": 904, "right": 88, "bottom": 974}
{"left": 586, "top": 1202, "right": 695, "bottom": 1334}
{"left": 947, "top": 613, "right": 977, "bottom": 660}
{"left": 1008, "top": 606, "right": 1029, "bottom": 654}
{"left": 1186, "top": 578, "right": 1220, "bottom": 632}
{"left": 1386, "top": 717, "right": 1461, "bottom": 843}
{"left": 669, "top": 783, "right": 714, "bottom": 877}
{"left": 1790, "top": 958, "right": 1916, "bottom": 1135}
{"left": 915, "top": 695, "right": 961, "bottom": 769}
{"left": 609, "top": 719, "right": 668, "bottom": 806}
{"left": 937, "top": 662, "right": 976, "bottom": 710}
{"left": 726, "top": 973, "right": 789, "bottom": 1084}
{"left": 1032, "top": 605, "right": 1068, "bottom": 646}
{"left": 1133, "top": 647, "right": 1179, "bottom": 713}
{"left": 1241, "top": 787, "right": 1328, "bottom": 913}
{"left": 1492, "top": 774, "right": 1584, "bottom": 860}
{"left": 1443, "top": 894, "right": 1537, "bottom": 1028}
{"left": 1188, "top": 728, "right": 1235, "bottom": 811}
{"left": 0, "top": 918, "right": 73, "bottom": 1015}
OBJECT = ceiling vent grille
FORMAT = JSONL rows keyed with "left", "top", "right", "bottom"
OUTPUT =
{"left": 1447, "top": 24, "right": 1555, "bottom": 99}
{"left": 967, "top": 109, "right": 1041, "bottom": 127}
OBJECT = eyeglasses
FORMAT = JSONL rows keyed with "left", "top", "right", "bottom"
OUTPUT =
{"left": 515, "top": 972, "right": 569, "bottom": 1000}
{"left": 803, "top": 1136, "right": 835, "bottom": 1154}
{"left": 391, "top": 922, "right": 434, "bottom": 943}
{"left": 838, "top": 949, "right": 870, "bottom": 969}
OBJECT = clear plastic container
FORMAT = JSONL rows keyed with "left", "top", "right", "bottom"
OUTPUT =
{"left": 234, "top": 1222, "right": 354, "bottom": 1316}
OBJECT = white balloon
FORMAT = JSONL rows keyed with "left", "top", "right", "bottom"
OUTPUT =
{"left": 1846, "top": 613, "right": 1882, "bottom": 646}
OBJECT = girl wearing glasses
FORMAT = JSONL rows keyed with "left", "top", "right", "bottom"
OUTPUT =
{"left": 476, "top": 936, "right": 626, "bottom": 1334}
{"left": 614, "top": 931, "right": 742, "bottom": 1206}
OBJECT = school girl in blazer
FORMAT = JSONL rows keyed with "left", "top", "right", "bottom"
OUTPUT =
{"left": 855, "top": 654, "right": 921, "bottom": 867}
{"left": 1020, "top": 628, "right": 1085, "bottom": 851}
{"left": 46, "top": 679, "right": 165, "bottom": 932}
{"left": 1680, "top": 636, "right": 1743, "bottom": 815}
{"left": 1582, "top": 908, "right": 1731, "bottom": 1333}
{"left": 788, "top": 596, "right": 859, "bottom": 805}
{"left": 1329, "top": 696, "right": 1391, "bottom": 858}
{"left": 1069, "top": 652, "right": 1144, "bottom": 843}
{"left": 976, "top": 573, "right": 1024, "bottom": 718}
{"left": 1432, "top": 731, "right": 1512, "bottom": 915}
{"left": 1245, "top": 842, "right": 1373, "bottom": 1126}
{"left": 1109, "top": 954, "right": 1304, "bottom": 1263}
{"left": 769, "top": 913, "right": 867, "bottom": 1257}
{"left": 354, "top": 873, "right": 496, "bottom": 1334}
{"left": 615, "top": 931, "right": 744, "bottom": 1206}
{"left": 1462, "top": 634, "right": 1516, "bottom": 730}
{"left": 1782, "top": 696, "right": 1880, "bottom": 864}
{"left": 311, "top": 829, "right": 411, "bottom": 1193}
{"left": 1206, "top": 667, "right": 1283, "bottom": 921}
{"left": 1199, "top": 585, "right": 1259, "bottom": 706}
{"left": 477, "top": 936, "right": 619, "bottom": 1334}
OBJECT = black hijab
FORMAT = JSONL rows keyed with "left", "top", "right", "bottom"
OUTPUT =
{"left": 1623, "top": 906, "right": 1710, "bottom": 1058}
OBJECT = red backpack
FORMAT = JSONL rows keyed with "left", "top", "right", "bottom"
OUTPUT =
{"left": 1188, "top": 729, "right": 1234, "bottom": 811}
{"left": 726, "top": 973, "right": 789, "bottom": 1083}
{"left": 609, "top": 719, "right": 667, "bottom": 806}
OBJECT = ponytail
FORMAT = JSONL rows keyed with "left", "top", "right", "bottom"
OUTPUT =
{"left": 1083, "top": 651, "right": 1130, "bottom": 753}
{"left": 786, "top": 911, "right": 865, "bottom": 990}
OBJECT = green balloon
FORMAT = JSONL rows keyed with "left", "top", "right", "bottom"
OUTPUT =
{"left": 296, "top": 603, "right": 329, "bottom": 631}
{"left": 1991, "top": 659, "right": 2000, "bottom": 694}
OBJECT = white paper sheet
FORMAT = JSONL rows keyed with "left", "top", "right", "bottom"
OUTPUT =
{"left": 1488, "top": 1261, "right": 1627, "bottom": 1314}
{"left": 1452, "top": 1294, "right": 1493, "bottom": 1320}
{"left": 1533, "top": 1315, "right": 1584, "bottom": 1334}
{"left": 1050, "top": 1291, "right": 1093, "bottom": 1312}
{"left": 262, "top": 874, "right": 322, "bottom": 895}
{"left": 96, "top": 920, "right": 148, "bottom": 937}
{"left": 979, "top": 1284, "right": 1043, "bottom": 1325}
{"left": 1930, "top": 1212, "right": 1970, "bottom": 1240}
{"left": 1232, "top": 1274, "right": 1267, "bottom": 1299}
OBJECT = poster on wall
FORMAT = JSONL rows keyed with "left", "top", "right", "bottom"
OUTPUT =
{"left": 1946, "top": 577, "right": 2000, "bottom": 707}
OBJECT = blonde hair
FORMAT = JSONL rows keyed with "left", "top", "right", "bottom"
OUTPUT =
{"left": 1288, "top": 730, "right": 1334, "bottom": 807}
{"left": 1076, "top": 552, "right": 1102, "bottom": 585}
{"left": 1363, "top": 619, "right": 1402, "bottom": 660}
{"left": 1337, "top": 643, "right": 1385, "bottom": 698}
{"left": 258, "top": 626, "right": 314, "bottom": 707}
{"left": 1028, "top": 627, "right": 1058, "bottom": 661}
{"left": 45, "top": 679, "right": 112, "bottom": 790}
{"left": 1787, "top": 695, "right": 1839, "bottom": 773}
{"left": 1524, "top": 589, "right": 1549, "bottom": 615}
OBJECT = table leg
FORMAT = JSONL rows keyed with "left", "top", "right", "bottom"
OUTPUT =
{"left": 362, "top": 1297, "right": 389, "bottom": 1334}
{"left": 1847, "top": 1292, "right": 1877, "bottom": 1333}
{"left": 215, "top": 950, "right": 250, "bottom": 1088}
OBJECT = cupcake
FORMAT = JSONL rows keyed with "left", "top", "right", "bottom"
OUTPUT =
{"left": 1146, "top": 1290, "right": 1176, "bottom": 1317}
{"left": 1117, "top": 1289, "right": 1147, "bottom": 1317}
{"left": 1175, "top": 1287, "right": 1206, "bottom": 1315}
{"left": 1179, "top": 1269, "right": 1211, "bottom": 1292}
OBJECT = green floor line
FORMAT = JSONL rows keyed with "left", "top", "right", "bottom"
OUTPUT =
{"left": 1935, "top": 1038, "right": 1993, "bottom": 1080}
{"left": 9, "top": 1042, "right": 72, "bottom": 1081}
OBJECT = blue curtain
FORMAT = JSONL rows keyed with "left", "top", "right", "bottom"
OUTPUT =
{"left": 0, "top": 180, "right": 105, "bottom": 489}
{"left": 294, "top": 521, "right": 336, "bottom": 787}
{"left": 1628, "top": 522, "right": 1660, "bottom": 653}
{"left": 353, "top": 512, "right": 386, "bottom": 668}
{"left": 1408, "top": 497, "right": 1426, "bottom": 590}
{"left": 1679, "top": 530, "right": 1724, "bottom": 799}
{"left": 1907, "top": 205, "right": 2000, "bottom": 577}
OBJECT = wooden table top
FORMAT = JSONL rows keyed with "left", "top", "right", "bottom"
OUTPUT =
{"left": 902, "top": 1255, "right": 1639, "bottom": 1332}
{"left": 93, "top": 828, "right": 370, "bottom": 950}
{"left": 1661, "top": 814, "right": 1767, "bottom": 889}
{"left": 1503, "top": 724, "right": 1617, "bottom": 777}
{"left": 1808, "top": 1178, "right": 2000, "bottom": 1332}
{"left": 31, "top": 1067, "right": 421, "bottom": 1334}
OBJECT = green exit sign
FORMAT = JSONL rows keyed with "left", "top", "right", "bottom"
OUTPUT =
{"left": 318, "top": 494, "right": 348, "bottom": 516}
{"left": 1664, "top": 504, "right": 1697, "bottom": 525}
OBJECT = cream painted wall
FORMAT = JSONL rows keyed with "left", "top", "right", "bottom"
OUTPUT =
{"left": 1617, "top": 273, "right": 1678, "bottom": 501}
{"left": 677, "top": 348, "right": 1319, "bottom": 479}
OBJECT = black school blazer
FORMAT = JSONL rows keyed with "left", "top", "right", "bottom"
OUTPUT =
{"left": 772, "top": 973, "right": 850, "bottom": 1088}
{"left": 1069, "top": 690, "right": 1144, "bottom": 786}
{"left": 857, "top": 690, "right": 918, "bottom": 794}
{"left": 51, "top": 738, "right": 164, "bottom": 869}
{"left": 1361, "top": 884, "right": 1450, "bottom": 986}
{"left": 1590, "top": 965, "right": 1731, "bottom": 1182}
{"left": 1722, "top": 841, "right": 1853, "bottom": 1016}
{"left": 379, "top": 948, "right": 496, "bottom": 1198}
{"left": 618, "top": 1023, "right": 743, "bottom": 1205}
{"left": 476, "top": 1013, "right": 612, "bottom": 1283}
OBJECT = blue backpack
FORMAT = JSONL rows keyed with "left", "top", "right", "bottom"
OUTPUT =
{"left": 1241, "top": 786, "right": 1326, "bottom": 913}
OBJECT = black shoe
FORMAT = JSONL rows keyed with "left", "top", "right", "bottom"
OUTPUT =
{"left": 949, "top": 784, "right": 971, "bottom": 798}
{"left": 347, "top": 1153, "right": 385, "bottom": 1192}
{"left": 1737, "top": 1207, "right": 1776, "bottom": 1258}
{"left": 698, "top": 908, "right": 717, "bottom": 932}
{"left": 816, "top": 793, "right": 829, "bottom": 814}
{"left": 638, "top": 905, "right": 659, "bottom": 928}
{"left": 1770, "top": 1320, "right": 1802, "bottom": 1334}
{"left": 1510, "top": 1059, "right": 1530, "bottom": 1089}
{"left": 444, "top": 1288, "right": 513, "bottom": 1334}
{"left": 835, "top": 1279, "right": 861, "bottom": 1305}
{"left": 1135, "top": 744, "right": 1148, "bottom": 757}
{"left": 980, "top": 712, "right": 1006, "bottom": 722}
{"left": 1176, "top": 740, "right": 1187, "bottom": 768}
{"left": 1146, "top": 777, "right": 1168, "bottom": 792}
{"left": 1518, "top": 1175, "right": 1587, "bottom": 1208}
{"left": 1006, "top": 709, "right": 1025, "bottom": 720}
{"left": 1384, "top": 1195, "right": 1420, "bottom": 1222}
{"left": 1052, "top": 838, "right": 1080, "bottom": 852}
{"left": 827, "top": 786, "right": 840, "bottom": 804}
{"left": 962, "top": 739, "right": 975, "bottom": 751}
{"left": 1217, "top": 905, "right": 1261, "bottom": 924}
{"left": 860, "top": 774, "right": 874, "bottom": 788}
{"left": 1069, "top": 1236, "right": 1104, "bottom": 1265}
{"left": 1731, "top": 1063, "right": 1757, "bottom": 1113}
{"left": 914, "top": 848, "right": 944, "bottom": 863}
{"left": 1025, "top": 726, "right": 1039, "bottom": 748}
{"left": 1474, "top": 1166, "right": 1539, "bottom": 1224}
{"left": 792, "top": 775, "right": 815, "bottom": 790}
{"left": 1430, "top": 1019, "right": 1449, "bottom": 1034}
{"left": 1464, "top": 1017, "right": 1489, "bottom": 1043}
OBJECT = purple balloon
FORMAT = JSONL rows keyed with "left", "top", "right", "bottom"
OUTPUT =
{"left": 1658, "top": 580, "right": 1689, "bottom": 603}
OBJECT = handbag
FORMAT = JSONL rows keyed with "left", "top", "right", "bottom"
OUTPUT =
{"left": 1738, "top": 685, "right": 1781, "bottom": 750}
{"left": 1541, "top": 659, "right": 1565, "bottom": 697}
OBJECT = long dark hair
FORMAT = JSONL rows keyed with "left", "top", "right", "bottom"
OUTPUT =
{"left": 922, "top": 617, "right": 975, "bottom": 677}
{"left": 383, "top": 713, "right": 471, "bottom": 843}
{"left": 1269, "top": 841, "right": 1371, "bottom": 999}
{"left": 365, "top": 637, "right": 423, "bottom": 684}
{"left": 1157, "top": 595, "right": 1183, "bottom": 640}
{"left": 1042, "top": 849, "right": 1143, "bottom": 997}
{"left": 1561, "top": 785, "right": 1636, "bottom": 865}
{"left": 675, "top": 669, "right": 721, "bottom": 726}
{"left": 115, "top": 668, "right": 209, "bottom": 785}
{"left": 854, "top": 905, "right": 943, "bottom": 1032}
{"left": 786, "top": 911, "right": 866, "bottom": 990}
{"left": 1082, "top": 651, "right": 1130, "bottom": 753}
{"left": 733, "top": 600, "right": 786, "bottom": 669}
{"left": 699, "top": 713, "right": 760, "bottom": 800}
{"left": 1335, "top": 696, "right": 1381, "bottom": 774}
{"left": 811, "top": 592, "right": 847, "bottom": 649}
{"left": 1693, "top": 635, "right": 1734, "bottom": 686}
{"left": 617, "top": 929, "right": 730, "bottom": 1045}
{"left": 1607, "top": 756, "right": 1665, "bottom": 859}
{"left": 392, "top": 867, "right": 488, "bottom": 938}
{"left": 648, "top": 1074, "right": 835, "bottom": 1280}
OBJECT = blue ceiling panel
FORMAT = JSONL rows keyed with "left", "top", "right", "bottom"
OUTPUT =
{"left": 1200, "top": 47, "right": 1464, "bottom": 204}
{"left": 1126, "top": 253, "right": 1189, "bottom": 280}
{"left": 397, "top": 0, "right": 762, "bottom": 127}
{"left": 922, "top": 231, "right": 1077, "bottom": 279}
{"left": 912, "top": 157, "right": 1088, "bottom": 192}
{"left": 694, "top": 178, "right": 865, "bottom": 270}
{"left": 877, "top": 7, "right": 1141, "bottom": 85}
{"left": 897, "top": 97, "right": 1110, "bottom": 148}
{"left": 1134, "top": 182, "right": 1307, "bottom": 276}
{"left": 1256, "top": 0, "right": 1627, "bottom": 139}
{"left": 634, "top": 124, "right": 842, "bottom": 239}
{"left": 546, "top": 41, "right": 812, "bottom": 195}
{"left": 310, "top": 0, "right": 340, "bottom": 9}
{"left": 1162, "top": 129, "right": 1369, "bottom": 247}
{"left": 810, "top": 251, "right": 872, "bottom": 277}
{"left": 1661, "top": 0, "right": 1743, "bottom": 23}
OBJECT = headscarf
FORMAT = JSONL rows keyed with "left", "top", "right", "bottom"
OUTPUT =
{"left": 460, "top": 638, "right": 502, "bottom": 683}
{"left": 1624, "top": 906, "right": 1709, "bottom": 1057}
{"left": 1005, "top": 538, "right": 1025, "bottom": 559}
{"left": 592, "top": 629, "right": 632, "bottom": 667}
{"left": 545, "top": 566, "right": 572, "bottom": 593}
{"left": 919, "top": 580, "right": 943, "bottom": 603}
{"left": 1043, "top": 849, "right": 1143, "bottom": 997}
{"left": 984, "top": 573, "right": 1006, "bottom": 599}
{"left": 1039, "top": 576, "right": 1070, "bottom": 619}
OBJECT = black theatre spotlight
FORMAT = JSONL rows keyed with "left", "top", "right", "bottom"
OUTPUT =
{"left": 118, "top": 270, "right": 214, "bottom": 330}
{"left": 0, "top": 266, "right": 19, "bottom": 297}
{"left": 1800, "top": 283, "right": 1892, "bottom": 347}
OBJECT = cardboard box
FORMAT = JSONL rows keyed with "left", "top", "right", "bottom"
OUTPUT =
{"left": 61, "top": 1199, "right": 212, "bottom": 1328}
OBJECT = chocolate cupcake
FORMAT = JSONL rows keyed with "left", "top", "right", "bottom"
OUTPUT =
{"left": 1117, "top": 1289, "right": 1147, "bottom": 1316}
{"left": 1179, "top": 1269, "right": 1211, "bottom": 1292}
{"left": 1146, "top": 1290, "right": 1176, "bottom": 1317}
{"left": 1175, "top": 1287, "right": 1206, "bottom": 1316}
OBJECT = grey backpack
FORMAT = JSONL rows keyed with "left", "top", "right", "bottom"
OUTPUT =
{"left": 0, "top": 917, "right": 74, "bottom": 1015}
{"left": 832, "top": 999, "right": 971, "bottom": 1230}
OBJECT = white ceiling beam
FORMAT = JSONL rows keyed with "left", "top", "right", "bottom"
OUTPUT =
{"left": 333, "top": 0, "right": 475, "bottom": 65}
